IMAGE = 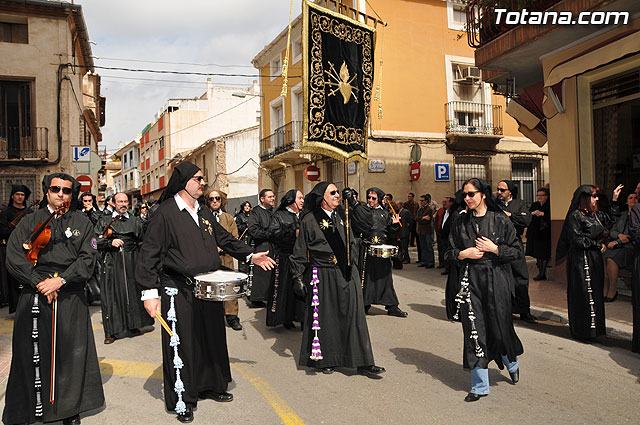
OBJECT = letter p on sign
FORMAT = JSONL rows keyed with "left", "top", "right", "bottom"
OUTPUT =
{"left": 434, "top": 163, "right": 450, "bottom": 182}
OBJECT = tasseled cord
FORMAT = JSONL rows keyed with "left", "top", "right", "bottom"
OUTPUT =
{"left": 453, "top": 264, "right": 485, "bottom": 358}
{"left": 165, "top": 287, "right": 187, "bottom": 415}
{"left": 32, "top": 293, "right": 43, "bottom": 417}
{"left": 270, "top": 255, "right": 280, "bottom": 314}
{"left": 309, "top": 267, "right": 323, "bottom": 361}
{"left": 583, "top": 252, "right": 596, "bottom": 329}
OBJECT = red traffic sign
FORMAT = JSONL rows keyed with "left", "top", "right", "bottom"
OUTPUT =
{"left": 410, "top": 162, "right": 421, "bottom": 181}
{"left": 305, "top": 165, "right": 320, "bottom": 181}
{"left": 77, "top": 174, "right": 93, "bottom": 192}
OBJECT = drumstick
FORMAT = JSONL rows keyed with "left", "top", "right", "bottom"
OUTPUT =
{"left": 155, "top": 311, "right": 173, "bottom": 337}
{"left": 386, "top": 199, "right": 403, "bottom": 227}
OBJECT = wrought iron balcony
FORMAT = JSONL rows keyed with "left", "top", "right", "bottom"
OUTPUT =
{"left": 260, "top": 121, "right": 302, "bottom": 162}
{"left": 445, "top": 102, "right": 503, "bottom": 136}
{"left": 466, "top": 0, "right": 562, "bottom": 48}
{"left": 0, "top": 127, "right": 49, "bottom": 160}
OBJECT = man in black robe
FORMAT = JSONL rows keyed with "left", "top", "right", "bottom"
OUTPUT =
{"left": 78, "top": 192, "right": 101, "bottom": 225}
{"left": 78, "top": 191, "right": 101, "bottom": 305}
{"left": 3, "top": 173, "right": 104, "bottom": 425}
{"left": 135, "top": 162, "right": 275, "bottom": 423}
{"left": 102, "top": 195, "right": 115, "bottom": 216}
{"left": 356, "top": 187, "right": 407, "bottom": 317}
{"left": 291, "top": 182, "right": 385, "bottom": 377}
{"left": 96, "top": 192, "right": 153, "bottom": 344}
{"left": 266, "top": 189, "right": 305, "bottom": 329}
{"left": 628, "top": 199, "right": 640, "bottom": 353}
{"left": 0, "top": 184, "right": 33, "bottom": 311}
{"left": 246, "top": 188, "right": 275, "bottom": 307}
{"left": 496, "top": 180, "right": 537, "bottom": 323}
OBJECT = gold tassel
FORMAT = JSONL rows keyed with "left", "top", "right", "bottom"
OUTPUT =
{"left": 280, "top": 0, "right": 294, "bottom": 98}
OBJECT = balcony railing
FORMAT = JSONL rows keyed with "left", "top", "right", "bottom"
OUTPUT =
{"left": 260, "top": 121, "right": 302, "bottom": 162}
{"left": 0, "top": 127, "right": 49, "bottom": 160}
{"left": 445, "top": 102, "right": 503, "bottom": 136}
{"left": 466, "top": 0, "right": 562, "bottom": 48}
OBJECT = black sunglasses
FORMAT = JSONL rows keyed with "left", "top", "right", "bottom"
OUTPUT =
{"left": 49, "top": 186, "right": 73, "bottom": 195}
{"left": 591, "top": 194, "right": 599, "bottom": 198}
{"left": 329, "top": 190, "right": 339, "bottom": 195}
{"left": 464, "top": 191, "right": 480, "bottom": 198}
{"left": 367, "top": 195, "right": 377, "bottom": 200}
{"left": 497, "top": 188, "right": 508, "bottom": 192}
{"left": 192, "top": 176, "right": 205, "bottom": 183}
{"left": 209, "top": 196, "right": 221, "bottom": 201}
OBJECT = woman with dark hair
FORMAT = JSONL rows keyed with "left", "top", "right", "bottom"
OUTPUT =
{"left": 290, "top": 182, "right": 384, "bottom": 377}
{"left": 445, "top": 178, "right": 524, "bottom": 402}
{"left": 234, "top": 201, "right": 252, "bottom": 273}
{"left": 526, "top": 187, "right": 551, "bottom": 280}
{"left": 603, "top": 192, "right": 637, "bottom": 301}
{"left": 556, "top": 185, "right": 612, "bottom": 342}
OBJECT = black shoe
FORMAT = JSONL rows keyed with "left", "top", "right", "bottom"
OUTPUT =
{"left": 321, "top": 367, "right": 334, "bottom": 374}
{"left": 464, "top": 392, "right": 487, "bottom": 402}
{"left": 63, "top": 414, "right": 81, "bottom": 425}
{"left": 441, "top": 270, "right": 449, "bottom": 275}
{"left": 130, "top": 328, "right": 141, "bottom": 336}
{"left": 386, "top": 306, "right": 408, "bottom": 318}
{"left": 532, "top": 273, "right": 547, "bottom": 281}
{"left": 604, "top": 291, "right": 618, "bottom": 302}
{"left": 200, "top": 391, "right": 234, "bottom": 402}
{"left": 509, "top": 368, "right": 519, "bottom": 384}
{"left": 357, "top": 365, "right": 385, "bottom": 378}
{"left": 177, "top": 406, "right": 194, "bottom": 423}
{"left": 226, "top": 316, "right": 243, "bottom": 331}
{"left": 283, "top": 321, "right": 295, "bottom": 329}
{"left": 425, "top": 265, "right": 435, "bottom": 269}
{"left": 417, "top": 263, "right": 426, "bottom": 267}
{"left": 520, "top": 313, "right": 537, "bottom": 323}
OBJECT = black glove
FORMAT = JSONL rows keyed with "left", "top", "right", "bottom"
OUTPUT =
{"left": 293, "top": 277, "right": 307, "bottom": 298}
{"left": 342, "top": 187, "right": 358, "bottom": 208}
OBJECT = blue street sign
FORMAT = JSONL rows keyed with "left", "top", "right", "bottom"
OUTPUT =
{"left": 72, "top": 146, "right": 91, "bottom": 162}
{"left": 435, "top": 163, "right": 450, "bottom": 182}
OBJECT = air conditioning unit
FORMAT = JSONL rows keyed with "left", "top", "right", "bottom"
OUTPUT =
{"left": 462, "top": 66, "right": 481, "bottom": 82}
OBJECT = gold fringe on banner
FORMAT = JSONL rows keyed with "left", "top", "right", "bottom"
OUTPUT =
{"left": 280, "top": 0, "right": 294, "bottom": 98}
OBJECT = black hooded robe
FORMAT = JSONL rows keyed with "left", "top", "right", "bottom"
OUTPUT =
{"left": 247, "top": 205, "right": 274, "bottom": 302}
{"left": 557, "top": 185, "right": 607, "bottom": 340}
{"left": 0, "top": 184, "right": 33, "bottom": 312}
{"left": 266, "top": 190, "right": 304, "bottom": 327}
{"left": 446, "top": 210, "right": 524, "bottom": 369}
{"left": 357, "top": 188, "right": 401, "bottom": 307}
{"left": 628, "top": 202, "right": 640, "bottom": 353}
{"left": 135, "top": 162, "right": 253, "bottom": 414}
{"left": 2, "top": 175, "right": 104, "bottom": 424}
{"left": 291, "top": 183, "right": 375, "bottom": 369}
{"left": 95, "top": 213, "right": 153, "bottom": 338}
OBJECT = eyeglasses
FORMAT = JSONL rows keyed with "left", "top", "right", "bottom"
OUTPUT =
{"left": 82, "top": 198, "right": 92, "bottom": 202}
{"left": 464, "top": 191, "right": 480, "bottom": 198}
{"left": 49, "top": 186, "right": 73, "bottom": 195}
{"left": 209, "top": 196, "right": 221, "bottom": 201}
{"left": 367, "top": 196, "right": 377, "bottom": 200}
{"left": 497, "top": 188, "right": 508, "bottom": 192}
{"left": 192, "top": 176, "right": 205, "bottom": 183}
{"left": 329, "top": 190, "right": 339, "bottom": 195}
{"left": 591, "top": 194, "right": 599, "bottom": 198}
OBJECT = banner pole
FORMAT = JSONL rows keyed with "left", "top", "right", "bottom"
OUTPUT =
{"left": 344, "top": 159, "right": 351, "bottom": 267}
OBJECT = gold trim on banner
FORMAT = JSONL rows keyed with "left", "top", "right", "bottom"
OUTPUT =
{"left": 302, "top": 0, "right": 375, "bottom": 163}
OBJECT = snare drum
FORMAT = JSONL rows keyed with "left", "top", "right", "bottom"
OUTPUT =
{"left": 367, "top": 244, "right": 398, "bottom": 258}
{"left": 193, "top": 270, "right": 248, "bottom": 301}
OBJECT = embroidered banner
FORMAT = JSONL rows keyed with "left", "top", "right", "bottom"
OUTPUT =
{"left": 302, "top": 0, "right": 375, "bottom": 162}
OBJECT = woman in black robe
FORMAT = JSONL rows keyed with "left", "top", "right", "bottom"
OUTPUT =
{"left": 628, "top": 202, "right": 640, "bottom": 354}
{"left": 526, "top": 187, "right": 551, "bottom": 280}
{"left": 445, "top": 178, "right": 523, "bottom": 402}
{"left": 3, "top": 173, "right": 104, "bottom": 424}
{"left": 445, "top": 190, "right": 465, "bottom": 321}
{"left": 556, "top": 185, "right": 607, "bottom": 341}
{"left": 290, "top": 182, "right": 384, "bottom": 376}
{"left": 266, "top": 189, "right": 305, "bottom": 328}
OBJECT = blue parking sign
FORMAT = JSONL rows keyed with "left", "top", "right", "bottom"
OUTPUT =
{"left": 435, "top": 163, "right": 450, "bottom": 182}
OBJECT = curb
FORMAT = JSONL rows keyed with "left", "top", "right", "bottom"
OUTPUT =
{"left": 530, "top": 306, "right": 633, "bottom": 341}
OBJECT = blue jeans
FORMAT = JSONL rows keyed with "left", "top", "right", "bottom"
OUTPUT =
{"left": 418, "top": 233, "right": 435, "bottom": 267}
{"left": 470, "top": 356, "right": 519, "bottom": 395}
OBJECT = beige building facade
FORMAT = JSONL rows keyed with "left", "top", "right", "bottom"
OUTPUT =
{"left": 0, "top": 0, "right": 105, "bottom": 200}
{"left": 252, "top": 0, "right": 547, "bottom": 206}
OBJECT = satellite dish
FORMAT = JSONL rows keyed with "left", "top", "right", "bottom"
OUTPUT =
{"left": 410, "top": 144, "right": 422, "bottom": 163}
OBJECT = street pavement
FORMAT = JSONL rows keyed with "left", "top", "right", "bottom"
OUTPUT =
{"left": 0, "top": 255, "right": 639, "bottom": 424}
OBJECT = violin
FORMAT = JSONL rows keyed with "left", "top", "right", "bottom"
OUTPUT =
{"left": 9, "top": 200, "right": 40, "bottom": 228}
{"left": 22, "top": 201, "right": 70, "bottom": 265}
{"left": 101, "top": 212, "right": 124, "bottom": 238}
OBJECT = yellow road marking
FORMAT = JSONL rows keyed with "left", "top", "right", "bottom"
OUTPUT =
{"left": 98, "top": 358, "right": 162, "bottom": 380}
{"left": 231, "top": 363, "right": 305, "bottom": 425}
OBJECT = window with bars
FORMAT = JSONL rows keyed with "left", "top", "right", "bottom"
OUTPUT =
{"left": 511, "top": 160, "right": 544, "bottom": 207}
{"left": 324, "top": 158, "right": 343, "bottom": 190}
{"left": 454, "top": 158, "right": 489, "bottom": 191}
